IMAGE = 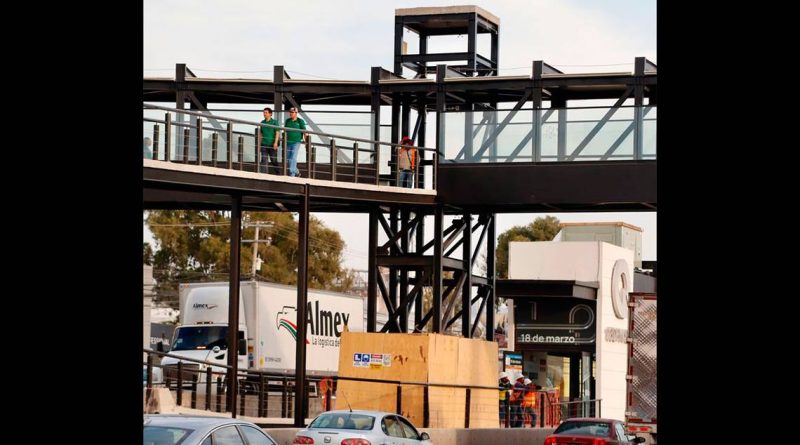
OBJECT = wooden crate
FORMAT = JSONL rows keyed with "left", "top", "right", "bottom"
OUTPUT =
{"left": 335, "top": 331, "right": 498, "bottom": 428}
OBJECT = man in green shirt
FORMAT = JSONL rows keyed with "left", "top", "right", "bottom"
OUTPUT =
{"left": 284, "top": 107, "right": 307, "bottom": 177}
{"left": 259, "top": 107, "right": 280, "bottom": 174}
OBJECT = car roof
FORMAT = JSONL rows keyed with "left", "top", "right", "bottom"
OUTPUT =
{"left": 315, "top": 410, "right": 395, "bottom": 417}
{"left": 144, "top": 414, "right": 260, "bottom": 430}
{"left": 560, "top": 417, "right": 621, "bottom": 424}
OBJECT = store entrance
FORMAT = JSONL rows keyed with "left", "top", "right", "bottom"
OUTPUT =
{"left": 521, "top": 349, "right": 596, "bottom": 416}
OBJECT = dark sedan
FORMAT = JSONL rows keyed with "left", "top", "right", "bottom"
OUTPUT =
{"left": 544, "top": 418, "right": 645, "bottom": 445}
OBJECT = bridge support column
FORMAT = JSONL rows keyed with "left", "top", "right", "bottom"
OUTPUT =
{"left": 432, "top": 206, "right": 443, "bottom": 333}
{"left": 462, "top": 212, "right": 472, "bottom": 337}
{"left": 226, "top": 194, "right": 242, "bottom": 417}
{"left": 486, "top": 214, "right": 496, "bottom": 342}
{"left": 368, "top": 210, "right": 378, "bottom": 332}
{"left": 294, "top": 185, "right": 310, "bottom": 427}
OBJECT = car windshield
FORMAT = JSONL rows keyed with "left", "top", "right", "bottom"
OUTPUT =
{"left": 172, "top": 326, "right": 228, "bottom": 351}
{"left": 553, "top": 421, "right": 611, "bottom": 437}
{"left": 309, "top": 413, "right": 375, "bottom": 430}
{"left": 143, "top": 426, "right": 192, "bottom": 445}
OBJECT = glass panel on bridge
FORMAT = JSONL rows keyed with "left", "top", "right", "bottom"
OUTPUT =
{"left": 442, "top": 106, "right": 656, "bottom": 163}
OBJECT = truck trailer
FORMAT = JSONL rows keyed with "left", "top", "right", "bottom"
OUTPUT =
{"left": 625, "top": 292, "right": 657, "bottom": 444}
{"left": 161, "top": 281, "right": 365, "bottom": 381}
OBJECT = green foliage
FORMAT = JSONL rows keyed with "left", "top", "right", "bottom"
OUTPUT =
{"left": 143, "top": 242, "right": 154, "bottom": 265}
{"left": 495, "top": 215, "right": 561, "bottom": 278}
{"left": 145, "top": 210, "right": 354, "bottom": 308}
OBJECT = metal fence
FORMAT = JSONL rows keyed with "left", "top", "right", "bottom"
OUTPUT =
{"left": 143, "top": 104, "right": 437, "bottom": 190}
{"left": 144, "top": 349, "right": 602, "bottom": 428}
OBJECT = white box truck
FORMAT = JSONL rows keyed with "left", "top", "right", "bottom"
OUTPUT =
{"left": 161, "top": 281, "right": 365, "bottom": 381}
{"left": 625, "top": 292, "right": 657, "bottom": 444}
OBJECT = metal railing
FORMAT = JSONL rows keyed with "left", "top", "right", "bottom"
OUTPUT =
{"left": 144, "top": 349, "right": 330, "bottom": 419}
{"left": 443, "top": 105, "right": 656, "bottom": 163}
{"left": 143, "top": 349, "right": 599, "bottom": 428}
{"left": 558, "top": 398, "right": 602, "bottom": 420}
{"left": 143, "top": 104, "right": 437, "bottom": 190}
{"left": 498, "top": 389, "right": 596, "bottom": 428}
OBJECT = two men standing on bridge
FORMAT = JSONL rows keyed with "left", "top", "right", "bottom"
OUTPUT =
{"left": 259, "top": 106, "right": 307, "bottom": 177}
{"left": 259, "top": 107, "right": 280, "bottom": 174}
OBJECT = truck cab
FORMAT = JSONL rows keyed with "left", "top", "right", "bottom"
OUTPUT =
{"left": 161, "top": 285, "right": 247, "bottom": 384}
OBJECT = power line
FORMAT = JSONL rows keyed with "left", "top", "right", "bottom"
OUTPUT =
{"left": 551, "top": 62, "right": 632, "bottom": 67}
{"left": 144, "top": 68, "right": 273, "bottom": 74}
{"left": 286, "top": 70, "right": 337, "bottom": 80}
{"left": 146, "top": 218, "right": 369, "bottom": 259}
{"left": 147, "top": 222, "right": 230, "bottom": 227}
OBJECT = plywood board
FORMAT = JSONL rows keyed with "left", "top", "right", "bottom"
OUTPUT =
{"left": 462, "top": 337, "right": 498, "bottom": 387}
{"left": 427, "top": 334, "right": 459, "bottom": 384}
{"left": 399, "top": 385, "right": 425, "bottom": 426}
{"left": 469, "top": 388, "right": 499, "bottom": 428}
{"left": 334, "top": 380, "right": 396, "bottom": 413}
{"left": 338, "top": 332, "right": 429, "bottom": 383}
{"left": 336, "top": 332, "right": 500, "bottom": 428}
{"left": 429, "top": 386, "right": 464, "bottom": 428}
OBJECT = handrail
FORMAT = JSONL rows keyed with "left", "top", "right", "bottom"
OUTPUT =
{"left": 144, "top": 103, "right": 436, "bottom": 152}
{"left": 143, "top": 117, "right": 253, "bottom": 138}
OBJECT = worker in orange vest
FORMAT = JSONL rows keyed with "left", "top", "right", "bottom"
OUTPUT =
{"left": 521, "top": 378, "right": 537, "bottom": 427}
{"left": 398, "top": 136, "right": 418, "bottom": 188}
{"left": 320, "top": 377, "right": 334, "bottom": 411}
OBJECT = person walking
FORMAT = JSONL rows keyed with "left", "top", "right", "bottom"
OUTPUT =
{"left": 284, "top": 107, "right": 307, "bottom": 177}
{"left": 259, "top": 107, "right": 280, "bottom": 174}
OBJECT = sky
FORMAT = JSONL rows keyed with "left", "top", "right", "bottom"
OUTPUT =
{"left": 143, "top": 0, "right": 657, "bottom": 270}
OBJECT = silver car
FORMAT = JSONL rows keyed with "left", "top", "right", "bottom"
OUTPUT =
{"left": 294, "top": 410, "right": 433, "bottom": 445}
{"left": 144, "top": 414, "right": 277, "bottom": 445}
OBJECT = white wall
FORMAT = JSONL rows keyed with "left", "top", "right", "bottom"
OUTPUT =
{"left": 508, "top": 241, "right": 600, "bottom": 282}
{"left": 595, "top": 243, "right": 633, "bottom": 421}
{"left": 506, "top": 241, "right": 633, "bottom": 421}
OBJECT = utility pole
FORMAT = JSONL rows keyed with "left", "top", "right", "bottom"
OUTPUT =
{"left": 252, "top": 225, "right": 260, "bottom": 278}
{"left": 242, "top": 221, "right": 274, "bottom": 279}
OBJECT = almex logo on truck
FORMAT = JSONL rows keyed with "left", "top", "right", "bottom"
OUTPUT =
{"left": 276, "top": 306, "right": 310, "bottom": 344}
{"left": 276, "top": 301, "right": 352, "bottom": 347}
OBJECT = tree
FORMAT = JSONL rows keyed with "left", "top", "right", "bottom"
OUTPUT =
{"left": 143, "top": 242, "right": 154, "bottom": 265}
{"left": 145, "top": 210, "right": 355, "bottom": 308}
{"left": 495, "top": 215, "right": 560, "bottom": 279}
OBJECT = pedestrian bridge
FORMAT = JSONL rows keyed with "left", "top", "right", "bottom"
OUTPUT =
{"left": 143, "top": 100, "right": 655, "bottom": 213}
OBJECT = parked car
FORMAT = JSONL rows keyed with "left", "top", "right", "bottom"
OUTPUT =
{"left": 144, "top": 414, "right": 277, "bottom": 445}
{"left": 544, "top": 418, "right": 646, "bottom": 445}
{"left": 294, "top": 410, "right": 433, "bottom": 445}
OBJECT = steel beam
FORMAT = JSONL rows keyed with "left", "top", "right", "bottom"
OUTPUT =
{"left": 368, "top": 210, "right": 378, "bottom": 332}
{"left": 486, "top": 214, "right": 495, "bottom": 342}
{"left": 462, "top": 212, "right": 472, "bottom": 337}
{"left": 432, "top": 206, "right": 443, "bottom": 332}
{"left": 226, "top": 194, "right": 242, "bottom": 417}
{"left": 293, "top": 185, "right": 310, "bottom": 427}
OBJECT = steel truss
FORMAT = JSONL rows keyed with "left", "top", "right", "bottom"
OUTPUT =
{"left": 366, "top": 208, "right": 496, "bottom": 340}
